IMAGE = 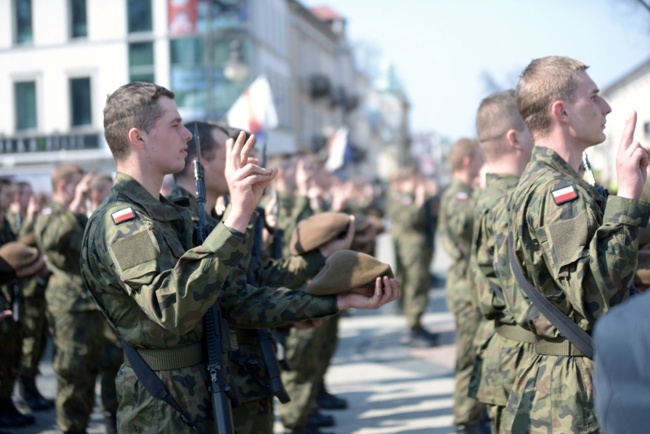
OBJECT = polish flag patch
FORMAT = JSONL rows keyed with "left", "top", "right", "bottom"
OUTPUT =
{"left": 552, "top": 186, "right": 578, "bottom": 205}
{"left": 111, "top": 207, "right": 136, "bottom": 224}
{"left": 456, "top": 192, "right": 469, "bottom": 201}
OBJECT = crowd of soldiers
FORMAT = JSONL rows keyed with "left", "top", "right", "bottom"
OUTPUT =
{"left": 0, "top": 81, "right": 401, "bottom": 434}
{"left": 3, "top": 53, "right": 650, "bottom": 434}
{"left": 436, "top": 55, "right": 650, "bottom": 434}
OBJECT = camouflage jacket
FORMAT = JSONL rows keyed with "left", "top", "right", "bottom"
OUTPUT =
{"left": 386, "top": 187, "right": 428, "bottom": 244}
{"left": 438, "top": 178, "right": 476, "bottom": 312}
{"left": 501, "top": 146, "right": 650, "bottom": 338}
{"left": 35, "top": 201, "right": 95, "bottom": 315}
{"left": 277, "top": 194, "right": 312, "bottom": 257}
{"left": 470, "top": 173, "right": 519, "bottom": 324}
{"left": 0, "top": 216, "right": 17, "bottom": 309}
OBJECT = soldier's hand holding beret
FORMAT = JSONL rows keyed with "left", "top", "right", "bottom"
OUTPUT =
{"left": 304, "top": 250, "right": 394, "bottom": 296}
{"left": 290, "top": 212, "right": 353, "bottom": 256}
{"left": 0, "top": 241, "right": 47, "bottom": 278}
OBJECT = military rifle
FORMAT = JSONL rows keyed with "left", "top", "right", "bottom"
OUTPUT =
{"left": 193, "top": 124, "right": 236, "bottom": 434}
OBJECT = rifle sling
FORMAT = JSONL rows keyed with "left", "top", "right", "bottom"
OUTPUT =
{"left": 507, "top": 232, "right": 594, "bottom": 359}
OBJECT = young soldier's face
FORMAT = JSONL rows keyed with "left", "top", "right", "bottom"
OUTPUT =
{"left": 203, "top": 129, "right": 229, "bottom": 197}
{"left": 143, "top": 96, "right": 192, "bottom": 175}
{"left": 565, "top": 71, "right": 611, "bottom": 148}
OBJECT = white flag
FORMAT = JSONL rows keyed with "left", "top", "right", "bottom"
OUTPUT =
{"left": 226, "top": 75, "right": 278, "bottom": 139}
{"left": 325, "top": 127, "right": 349, "bottom": 172}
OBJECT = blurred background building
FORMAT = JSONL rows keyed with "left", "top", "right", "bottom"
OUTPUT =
{"left": 0, "top": 0, "right": 412, "bottom": 192}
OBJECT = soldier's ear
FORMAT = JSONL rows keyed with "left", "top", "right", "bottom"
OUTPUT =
{"left": 551, "top": 100, "right": 569, "bottom": 125}
{"left": 128, "top": 128, "right": 146, "bottom": 151}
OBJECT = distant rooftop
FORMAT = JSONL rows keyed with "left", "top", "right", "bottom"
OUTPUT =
{"left": 309, "top": 5, "right": 344, "bottom": 22}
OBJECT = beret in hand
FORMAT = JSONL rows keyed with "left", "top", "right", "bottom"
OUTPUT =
{"left": 290, "top": 212, "right": 351, "bottom": 256}
{"left": 304, "top": 250, "right": 394, "bottom": 295}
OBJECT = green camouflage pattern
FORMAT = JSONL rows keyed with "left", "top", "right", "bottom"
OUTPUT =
{"left": 438, "top": 178, "right": 485, "bottom": 426}
{"left": 50, "top": 310, "right": 103, "bottom": 431}
{"left": 82, "top": 173, "right": 337, "bottom": 433}
{"left": 469, "top": 173, "right": 535, "bottom": 421}
{"left": 498, "top": 146, "right": 650, "bottom": 433}
{"left": 0, "top": 217, "right": 19, "bottom": 399}
{"left": 438, "top": 179, "right": 476, "bottom": 314}
{"left": 100, "top": 322, "right": 122, "bottom": 415}
{"left": 20, "top": 293, "right": 49, "bottom": 379}
{"left": 232, "top": 396, "right": 274, "bottom": 434}
{"left": 387, "top": 188, "right": 432, "bottom": 328}
{"left": 277, "top": 194, "right": 312, "bottom": 257}
{"left": 35, "top": 201, "right": 96, "bottom": 315}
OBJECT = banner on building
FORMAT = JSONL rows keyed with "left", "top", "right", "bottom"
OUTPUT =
{"left": 168, "top": 0, "right": 198, "bottom": 36}
{"left": 225, "top": 75, "right": 278, "bottom": 140}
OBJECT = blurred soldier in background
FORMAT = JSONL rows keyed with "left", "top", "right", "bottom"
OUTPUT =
{"left": 438, "top": 138, "right": 485, "bottom": 434}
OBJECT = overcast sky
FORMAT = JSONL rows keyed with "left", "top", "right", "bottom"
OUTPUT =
{"left": 302, "top": 0, "right": 650, "bottom": 141}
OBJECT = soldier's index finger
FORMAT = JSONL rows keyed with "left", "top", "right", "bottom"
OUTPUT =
{"left": 620, "top": 111, "right": 637, "bottom": 150}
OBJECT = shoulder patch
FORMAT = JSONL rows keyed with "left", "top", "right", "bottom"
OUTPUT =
{"left": 552, "top": 185, "right": 578, "bottom": 205}
{"left": 456, "top": 192, "right": 469, "bottom": 201}
{"left": 111, "top": 207, "right": 136, "bottom": 224}
{"left": 40, "top": 207, "right": 52, "bottom": 216}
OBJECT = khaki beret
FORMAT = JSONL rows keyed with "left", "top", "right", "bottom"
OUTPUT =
{"left": 303, "top": 250, "right": 394, "bottom": 296}
{"left": 636, "top": 250, "right": 650, "bottom": 286}
{"left": 0, "top": 242, "right": 39, "bottom": 274}
{"left": 18, "top": 233, "right": 37, "bottom": 248}
{"left": 290, "top": 212, "right": 351, "bottom": 256}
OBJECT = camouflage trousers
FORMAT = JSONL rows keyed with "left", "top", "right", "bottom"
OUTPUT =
{"left": 50, "top": 310, "right": 103, "bottom": 432}
{"left": 232, "top": 396, "right": 274, "bottom": 434}
{"left": 20, "top": 294, "right": 49, "bottom": 380}
{"left": 0, "top": 315, "right": 21, "bottom": 398}
{"left": 452, "top": 303, "right": 484, "bottom": 427}
{"left": 393, "top": 238, "right": 431, "bottom": 328}
{"left": 469, "top": 327, "right": 535, "bottom": 433}
{"left": 100, "top": 322, "right": 122, "bottom": 415}
{"left": 279, "top": 314, "right": 339, "bottom": 429}
{"left": 502, "top": 353, "right": 598, "bottom": 434}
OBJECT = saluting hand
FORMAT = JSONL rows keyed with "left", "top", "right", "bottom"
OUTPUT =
{"left": 616, "top": 111, "right": 650, "bottom": 200}
{"left": 224, "top": 132, "right": 278, "bottom": 233}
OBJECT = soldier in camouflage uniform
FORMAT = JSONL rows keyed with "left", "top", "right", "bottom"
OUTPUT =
{"left": 0, "top": 178, "right": 39, "bottom": 429}
{"left": 387, "top": 169, "right": 438, "bottom": 347}
{"left": 468, "top": 90, "right": 535, "bottom": 433}
{"left": 80, "top": 82, "right": 399, "bottom": 434}
{"left": 87, "top": 172, "right": 121, "bottom": 434}
{"left": 438, "top": 138, "right": 486, "bottom": 434}
{"left": 496, "top": 56, "right": 650, "bottom": 433}
{"left": 34, "top": 164, "right": 104, "bottom": 434}
{"left": 5, "top": 181, "right": 55, "bottom": 412}
{"left": 168, "top": 121, "right": 354, "bottom": 434}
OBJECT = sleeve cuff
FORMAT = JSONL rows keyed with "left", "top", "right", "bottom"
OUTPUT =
{"left": 604, "top": 196, "right": 650, "bottom": 227}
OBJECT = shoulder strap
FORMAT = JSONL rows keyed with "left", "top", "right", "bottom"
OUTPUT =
{"left": 507, "top": 228, "right": 594, "bottom": 359}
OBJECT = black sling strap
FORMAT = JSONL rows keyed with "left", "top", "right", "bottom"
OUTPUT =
{"left": 507, "top": 231, "right": 594, "bottom": 359}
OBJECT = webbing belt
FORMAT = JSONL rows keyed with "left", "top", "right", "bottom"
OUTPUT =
{"left": 535, "top": 337, "right": 586, "bottom": 357}
{"left": 494, "top": 323, "right": 536, "bottom": 343}
{"left": 123, "top": 343, "right": 204, "bottom": 371}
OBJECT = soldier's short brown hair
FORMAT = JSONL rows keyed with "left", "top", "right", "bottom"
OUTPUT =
{"left": 51, "top": 164, "right": 84, "bottom": 191}
{"left": 449, "top": 138, "right": 481, "bottom": 172}
{"left": 516, "top": 56, "right": 588, "bottom": 138}
{"left": 476, "top": 90, "right": 527, "bottom": 160}
{"left": 103, "top": 82, "right": 175, "bottom": 162}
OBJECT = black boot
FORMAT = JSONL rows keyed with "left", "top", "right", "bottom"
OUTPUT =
{"left": 307, "top": 409, "right": 335, "bottom": 428}
{"left": 316, "top": 388, "right": 348, "bottom": 410}
{"left": 0, "top": 398, "right": 36, "bottom": 427}
{"left": 19, "top": 377, "right": 54, "bottom": 411}
{"left": 408, "top": 325, "right": 439, "bottom": 348}
{"left": 104, "top": 411, "right": 117, "bottom": 434}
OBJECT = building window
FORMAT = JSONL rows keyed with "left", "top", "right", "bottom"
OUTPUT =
{"left": 15, "top": 81, "right": 37, "bottom": 131}
{"left": 129, "top": 42, "right": 155, "bottom": 83}
{"left": 70, "top": 0, "right": 87, "bottom": 38}
{"left": 70, "top": 78, "right": 91, "bottom": 127}
{"left": 14, "top": 0, "right": 33, "bottom": 44}
{"left": 128, "top": 0, "right": 152, "bottom": 33}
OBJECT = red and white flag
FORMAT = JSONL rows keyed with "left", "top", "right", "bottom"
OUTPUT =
{"left": 325, "top": 127, "right": 349, "bottom": 172}
{"left": 226, "top": 75, "right": 278, "bottom": 139}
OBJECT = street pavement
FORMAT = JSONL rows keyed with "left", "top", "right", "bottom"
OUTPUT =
{"left": 9, "top": 233, "right": 459, "bottom": 434}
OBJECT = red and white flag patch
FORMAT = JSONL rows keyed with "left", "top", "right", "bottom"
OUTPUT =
{"left": 552, "top": 186, "right": 577, "bottom": 205}
{"left": 111, "top": 207, "right": 136, "bottom": 224}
